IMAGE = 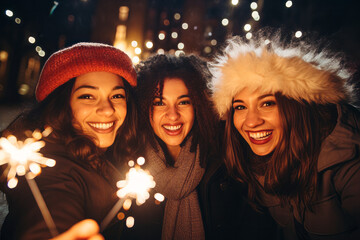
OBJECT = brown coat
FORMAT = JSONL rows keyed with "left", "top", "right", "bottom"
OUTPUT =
{"left": 259, "top": 104, "right": 360, "bottom": 239}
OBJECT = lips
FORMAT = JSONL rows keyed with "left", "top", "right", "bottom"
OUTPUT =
{"left": 162, "top": 124, "right": 182, "bottom": 136}
{"left": 88, "top": 121, "right": 115, "bottom": 133}
{"left": 247, "top": 130, "right": 273, "bottom": 144}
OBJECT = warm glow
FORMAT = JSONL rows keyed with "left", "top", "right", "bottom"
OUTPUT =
{"left": 137, "top": 157, "right": 145, "bottom": 166}
{"left": 128, "top": 160, "right": 135, "bottom": 167}
{"left": 221, "top": 18, "right": 229, "bottom": 26}
{"left": 286, "top": 1, "right": 293, "bottom": 8}
{"left": 145, "top": 41, "right": 153, "bottom": 49}
{"left": 158, "top": 32, "right": 165, "bottom": 40}
{"left": 28, "top": 37, "right": 36, "bottom": 44}
{"left": 0, "top": 128, "right": 55, "bottom": 189}
{"left": 182, "top": 23, "right": 188, "bottom": 30}
{"left": 123, "top": 199, "right": 132, "bottom": 210}
{"left": 5, "top": 10, "right": 13, "bottom": 17}
{"left": 246, "top": 32, "right": 253, "bottom": 39}
{"left": 131, "top": 41, "right": 138, "bottom": 47}
{"left": 126, "top": 216, "right": 135, "bottom": 228}
{"left": 134, "top": 47, "right": 141, "bottom": 55}
{"left": 177, "top": 42, "right": 184, "bottom": 50}
{"left": 211, "top": 39, "right": 217, "bottom": 46}
{"left": 154, "top": 193, "right": 165, "bottom": 202}
{"left": 295, "top": 31, "right": 302, "bottom": 38}
{"left": 132, "top": 56, "right": 140, "bottom": 64}
{"left": 252, "top": 11, "right": 260, "bottom": 21}
{"left": 157, "top": 49, "right": 165, "bottom": 54}
{"left": 204, "top": 46, "right": 211, "bottom": 54}
{"left": 15, "top": 18, "right": 21, "bottom": 24}
{"left": 244, "top": 24, "right": 251, "bottom": 31}
{"left": 175, "top": 50, "right": 185, "bottom": 57}
{"left": 171, "top": 32, "right": 178, "bottom": 39}
{"left": 231, "top": 0, "right": 239, "bottom": 6}
{"left": 119, "top": 6, "right": 129, "bottom": 21}
{"left": 174, "top": 13, "right": 181, "bottom": 20}
{"left": 250, "top": 2, "right": 258, "bottom": 10}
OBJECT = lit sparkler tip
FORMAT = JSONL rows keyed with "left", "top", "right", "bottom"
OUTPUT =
{"left": 0, "top": 128, "right": 55, "bottom": 188}
{"left": 7, "top": 178, "right": 18, "bottom": 189}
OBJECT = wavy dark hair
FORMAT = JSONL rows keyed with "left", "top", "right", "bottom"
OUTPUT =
{"left": 3, "top": 77, "right": 138, "bottom": 173}
{"left": 224, "top": 93, "right": 338, "bottom": 210}
{"left": 135, "top": 54, "right": 219, "bottom": 167}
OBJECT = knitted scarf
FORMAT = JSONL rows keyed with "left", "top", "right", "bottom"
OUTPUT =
{"left": 145, "top": 137, "right": 205, "bottom": 240}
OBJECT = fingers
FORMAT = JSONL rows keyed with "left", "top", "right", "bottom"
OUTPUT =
{"left": 51, "top": 219, "right": 104, "bottom": 240}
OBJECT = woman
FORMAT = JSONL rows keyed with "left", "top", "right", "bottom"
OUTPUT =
{"left": 208, "top": 31, "right": 360, "bottom": 239}
{"left": 0, "top": 42, "right": 138, "bottom": 239}
{"left": 132, "top": 54, "right": 219, "bottom": 240}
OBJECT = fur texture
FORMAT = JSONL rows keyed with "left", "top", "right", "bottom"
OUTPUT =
{"left": 209, "top": 32, "right": 354, "bottom": 118}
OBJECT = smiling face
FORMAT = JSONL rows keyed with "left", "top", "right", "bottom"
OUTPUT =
{"left": 232, "top": 88, "right": 282, "bottom": 156}
{"left": 70, "top": 71, "right": 127, "bottom": 149}
{"left": 150, "top": 78, "right": 195, "bottom": 158}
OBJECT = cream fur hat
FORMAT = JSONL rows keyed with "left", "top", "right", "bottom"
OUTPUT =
{"left": 208, "top": 31, "right": 354, "bottom": 118}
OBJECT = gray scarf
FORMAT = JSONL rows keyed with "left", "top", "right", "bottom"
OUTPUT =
{"left": 145, "top": 137, "right": 205, "bottom": 240}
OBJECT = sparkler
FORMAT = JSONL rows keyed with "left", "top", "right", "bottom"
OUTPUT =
{"left": 0, "top": 127, "right": 59, "bottom": 237}
{"left": 100, "top": 157, "right": 156, "bottom": 231}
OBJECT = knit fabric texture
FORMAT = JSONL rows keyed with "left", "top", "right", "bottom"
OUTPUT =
{"left": 35, "top": 42, "right": 136, "bottom": 102}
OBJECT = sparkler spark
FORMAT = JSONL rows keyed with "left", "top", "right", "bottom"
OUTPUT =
{"left": 100, "top": 157, "right": 156, "bottom": 231}
{"left": 0, "top": 128, "right": 59, "bottom": 237}
{"left": 0, "top": 128, "right": 55, "bottom": 188}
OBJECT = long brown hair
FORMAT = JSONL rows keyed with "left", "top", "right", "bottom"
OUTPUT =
{"left": 4, "top": 77, "right": 138, "bottom": 172}
{"left": 224, "top": 92, "right": 337, "bottom": 209}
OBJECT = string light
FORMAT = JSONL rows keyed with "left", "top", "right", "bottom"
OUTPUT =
{"left": 295, "top": 31, "right": 302, "bottom": 38}
{"left": 244, "top": 24, "right": 251, "bottom": 31}
{"left": 231, "top": 0, "right": 239, "bottom": 6}
{"left": 221, "top": 18, "right": 229, "bottom": 26}
{"left": 182, "top": 23, "right": 188, "bottom": 30}
{"left": 250, "top": 2, "right": 258, "bottom": 10}
{"left": 286, "top": 1, "right": 293, "bottom": 8}
{"left": 5, "top": 10, "right": 13, "bottom": 17}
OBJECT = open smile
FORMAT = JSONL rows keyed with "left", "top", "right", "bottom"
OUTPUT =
{"left": 162, "top": 124, "right": 183, "bottom": 135}
{"left": 88, "top": 121, "right": 116, "bottom": 133}
{"left": 247, "top": 131, "right": 273, "bottom": 144}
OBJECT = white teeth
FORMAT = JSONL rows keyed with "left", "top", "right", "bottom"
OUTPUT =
{"left": 249, "top": 131, "right": 272, "bottom": 140}
{"left": 163, "top": 125, "right": 181, "bottom": 131}
{"left": 89, "top": 122, "right": 114, "bottom": 130}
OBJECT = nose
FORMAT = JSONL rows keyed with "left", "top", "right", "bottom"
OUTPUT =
{"left": 165, "top": 105, "right": 180, "bottom": 121}
{"left": 96, "top": 99, "right": 115, "bottom": 116}
{"left": 244, "top": 108, "right": 264, "bottom": 128}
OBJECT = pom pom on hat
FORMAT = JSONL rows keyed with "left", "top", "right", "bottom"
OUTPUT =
{"left": 35, "top": 42, "right": 136, "bottom": 102}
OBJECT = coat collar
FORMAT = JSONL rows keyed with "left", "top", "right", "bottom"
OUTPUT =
{"left": 317, "top": 104, "right": 360, "bottom": 172}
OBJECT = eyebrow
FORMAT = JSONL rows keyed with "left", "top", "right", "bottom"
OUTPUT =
{"left": 154, "top": 94, "right": 190, "bottom": 100}
{"left": 232, "top": 93, "right": 274, "bottom": 104}
{"left": 73, "top": 85, "right": 125, "bottom": 93}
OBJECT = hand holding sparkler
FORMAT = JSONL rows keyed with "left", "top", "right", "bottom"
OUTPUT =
{"left": 100, "top": 157, "right": 156, "bottom": 231}
{"left": 0, "top": 127, "right": 59, "bottom": 237}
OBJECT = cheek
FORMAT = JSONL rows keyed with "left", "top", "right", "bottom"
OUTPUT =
{"left": 233, "top": 113, "right": 242, "bottom": 133}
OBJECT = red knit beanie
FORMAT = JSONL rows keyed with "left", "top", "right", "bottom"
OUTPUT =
{"left": 35, "top": 42, "right": 137, "bottom": 102}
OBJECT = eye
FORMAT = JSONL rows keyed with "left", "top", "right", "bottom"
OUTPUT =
{"left": 153, "top": 100, "right": 164, "bottom": 106}
{"left": 179, "top": 100, "right": 191, "bottom": 105}
{"left": 233, "top": 104, "right": 246, "bottom": 110}
{"left": 112, "top": 93, "right": 126, "bottom": 99}
{"left": 78, "top": 94, "right": 93, "bottom": 100}
{"left": 262, "top": 101, "right": 276, "bottom": 107}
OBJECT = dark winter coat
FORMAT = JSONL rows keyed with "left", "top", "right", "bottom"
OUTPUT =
{"left": 0, "top": 140, "right": 124, "bottom": 240}
{"left": 198, "top": 154, "right": 279, "bottom": 240}
{"left": 258, "top": 104, "right": 360, "bottom": 239}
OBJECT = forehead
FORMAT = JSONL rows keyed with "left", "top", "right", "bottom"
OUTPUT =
{"left": 156, "top": 77, "right": 188, "bottom": 97}
{"left": 233, "top": 88, "right": 275, "bottom": 101}
{"left": 74, "top": 71, "right": 124, "bottom": 87}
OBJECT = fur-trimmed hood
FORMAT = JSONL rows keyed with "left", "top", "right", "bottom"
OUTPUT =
{"left": 208, "top": 32, "right": 355, "bottom": 118}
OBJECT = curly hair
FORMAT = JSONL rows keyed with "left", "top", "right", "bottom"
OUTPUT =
{"left": 135, "top": 54, "right": 219, "bottom": 167}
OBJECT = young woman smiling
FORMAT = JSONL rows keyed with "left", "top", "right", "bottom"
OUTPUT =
{"left": 131, "top": 54, "right": 219, "bottom": 240}
{"left": 0, "top": 42, "right": 138, "bottom": 239}
{"left": 208, "top": 31, "right": 360, "bottom": 239}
